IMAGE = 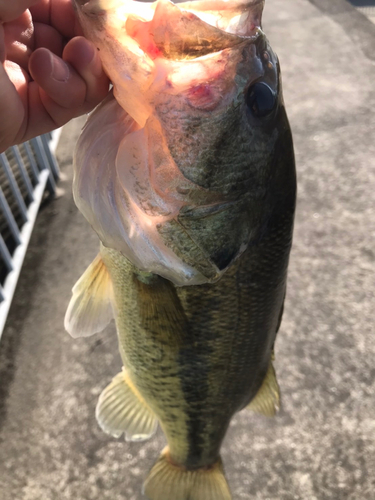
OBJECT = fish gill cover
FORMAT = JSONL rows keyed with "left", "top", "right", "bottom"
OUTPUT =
{"left": 72, "top": 0, "right": 280, "bottom": 287}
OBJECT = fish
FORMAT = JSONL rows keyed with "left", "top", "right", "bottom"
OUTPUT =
{"left": 65, "top": 0, "right": 297, "bottom": 499}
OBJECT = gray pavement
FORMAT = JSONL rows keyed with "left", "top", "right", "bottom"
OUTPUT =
{"left": 0, "top": 0, "right": 374, "bottom": 499}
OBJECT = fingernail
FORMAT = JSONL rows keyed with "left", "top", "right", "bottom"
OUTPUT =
{"left": 51, "top": 53, "right": 70, "bottom": 82}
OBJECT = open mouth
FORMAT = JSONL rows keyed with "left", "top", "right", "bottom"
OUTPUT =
{"left": 75, "top": 0, "right": 264, "bottom": 61}
{"left": 75, "top": 0, "right": 264, "bottom": 36}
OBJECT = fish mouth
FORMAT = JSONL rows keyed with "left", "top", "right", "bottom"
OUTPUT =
{"left": 73, "top": 0, "right": 266, "bottom": 124}
{"left": 74, "top": 0, "right": 265, "bottom": 58}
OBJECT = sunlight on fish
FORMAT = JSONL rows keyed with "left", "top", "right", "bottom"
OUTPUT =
{"left": 66, "top": 0, "right": 296, "bottom": 498}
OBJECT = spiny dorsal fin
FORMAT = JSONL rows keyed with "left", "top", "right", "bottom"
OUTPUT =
{"left": 96, "top": 369, "right": 158, "bottom": 441}
{"left": 247, "top": 362, "right": 280, "bottom": 417}
{"left": 64, "top": 253, "right": 114, "bottom": 338}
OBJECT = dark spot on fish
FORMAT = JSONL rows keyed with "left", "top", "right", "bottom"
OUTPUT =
{"left": 179, "top": 343, "right": 212, "bottom": 466}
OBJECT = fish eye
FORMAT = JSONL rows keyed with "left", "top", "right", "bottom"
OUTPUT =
{"left": 245, "top": 82, "right": 276, "bottom": 118}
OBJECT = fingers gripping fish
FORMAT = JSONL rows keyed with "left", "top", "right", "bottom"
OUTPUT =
{"left": 66, "top": 0, "right": 297, "bottom": 498}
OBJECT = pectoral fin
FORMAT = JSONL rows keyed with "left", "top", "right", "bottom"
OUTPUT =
{"left": 96, "top": 369, "right": 158, "bottom": 441}
{"left": 247, "top": 362, "right": 280, "bottom": 417}
{"left": 64, "top": 254, "right": 114, "bottom": 338}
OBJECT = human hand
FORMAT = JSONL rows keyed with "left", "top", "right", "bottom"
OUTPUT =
{"left": 0, "top": 0, "right": 110, "bottom": 153}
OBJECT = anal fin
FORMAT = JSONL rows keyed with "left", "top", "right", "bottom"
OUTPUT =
{"left": 247, "top": 362, "right": 280, "bottom": 417}
{"left": 96, "top": 369, "right": 158, "bottom": 441}
{"left": 64, "top": 253, "right": 114, "bottom": 338}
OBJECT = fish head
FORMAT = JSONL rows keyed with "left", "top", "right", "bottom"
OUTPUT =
{"left": 73, "top": 0, "right": 293, "bottom": 285}
{"left": 72, "top": 0, "right": 270, "bottom": 127}
{"left": 147, "top": 21, "right": 281, "bottom": 199}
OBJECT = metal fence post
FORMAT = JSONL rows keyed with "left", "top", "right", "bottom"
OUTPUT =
{"left": 0, "top": 134, "right": 60, "bottom": 338}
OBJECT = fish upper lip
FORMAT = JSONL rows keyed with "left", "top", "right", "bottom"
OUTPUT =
{"left": 74, "top": 0, "right": 265, "bottom": 9}
{"left": 75, "top": 0, "right": 265, "bottom": 30}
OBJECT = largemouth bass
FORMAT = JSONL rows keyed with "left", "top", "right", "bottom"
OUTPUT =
{"left": 66, "top": 0, "right": 296, "bottom": 498}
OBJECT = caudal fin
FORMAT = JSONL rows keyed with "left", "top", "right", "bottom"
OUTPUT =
{"left": 143, "top": 448, "right": 232, "bottom": 500}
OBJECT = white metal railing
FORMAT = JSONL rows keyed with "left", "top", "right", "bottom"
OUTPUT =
{"left": 0, "top": 132, "right": 61, "bottom": 338}
{"left": 348, "top": 0, "right": 375, "bottom": 23}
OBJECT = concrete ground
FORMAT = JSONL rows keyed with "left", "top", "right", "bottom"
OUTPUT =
{"left": 0, "top": 0, "right": 374, "bottom": 498}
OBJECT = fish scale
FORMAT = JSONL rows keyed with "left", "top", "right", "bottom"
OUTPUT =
{"left": 98, "top": 184, "right": 294, "bottom": 468}
{"left": 67, "top": 0, "right": 296, "bottom": 498}
{"left": 157, "top": 97, "right": 272, "bottom": 195}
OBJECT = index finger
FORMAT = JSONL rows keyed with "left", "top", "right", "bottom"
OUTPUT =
{"left": 30, "top": 0, "right": 83, "bottom": 39}
{"left": 0, "top": 0, "right": 39, "bottom": 23}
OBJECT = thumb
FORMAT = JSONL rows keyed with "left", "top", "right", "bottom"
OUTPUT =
{"left": 25, "top": 38, "right": 109, "bottom": 140}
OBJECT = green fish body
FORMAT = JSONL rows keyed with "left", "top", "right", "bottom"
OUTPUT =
{"left": 66, "top": 0, "right": 296, "bottom": 498}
